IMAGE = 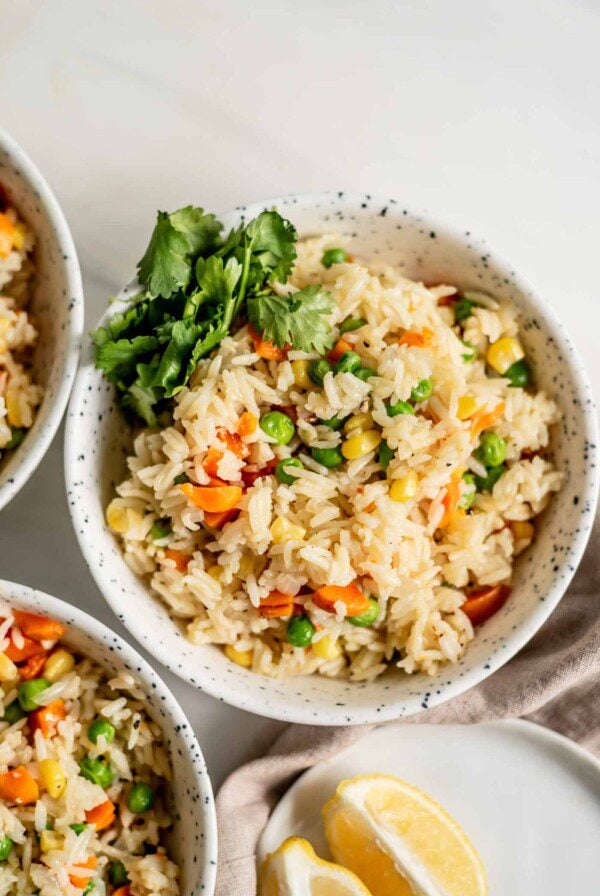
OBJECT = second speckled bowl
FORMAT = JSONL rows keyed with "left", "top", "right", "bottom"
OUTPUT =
{"left": 64, "top": 192, "right": 599, "bottom": 725}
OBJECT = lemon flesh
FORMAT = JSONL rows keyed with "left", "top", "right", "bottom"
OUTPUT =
{"left": 259, "top": 836, "right": 373, "bottom": 896}
{"left": 323, "top": 774, "right": 487, "bottom": 896}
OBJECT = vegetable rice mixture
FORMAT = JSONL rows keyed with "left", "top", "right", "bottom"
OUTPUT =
{"left": 0, "top": 190, "right": 43, "bottom": 458}
{"left": 0, "top": 606, "right": 179, "bottom": 896}
{"left": 95, "top": 207, "right": 562, "bottom": 681}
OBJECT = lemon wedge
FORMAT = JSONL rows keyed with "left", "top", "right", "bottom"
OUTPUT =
{"left": 323, "top": 774, "right": 487, "bottom": 896}
{"left": 259, "top": 836, "right": 373, "bottom": 896}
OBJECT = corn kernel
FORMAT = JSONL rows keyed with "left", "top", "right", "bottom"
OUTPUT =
{"left": 291, "top": 359, "right": 312, "bottom": 390}
{"left": 0, "top": 652, "right": 18, "bottom": 682}
{"left": 511, "top": 520, "right": 535, "bottom": 542}
{"left": 270, "top": 517, "right": 306, "bottom": 544}
{"left": 312, "top": 635, "right": 341, "bottom": 661}
{"left": 12, "top": 223, "right": 27, "bottom": 251}
{"left": 43, "top": 649, "right": 75, "bottom": 683}
{"left": 40, "top": 829, "right": 65, "bottom": 852}
{"left": 486, "top": 337, "right": 524, "bottom": 374}
{"left": 5, "top": 389, "right": 23, "bottom": 428}
{"left": 224, "top": 645, "right": 253, "bottom": 668}
{"left": 390, "top": 471, "right": 418, "bottom": 502}
{"left": 106, "top": 501, "right": 144, "bottom": 534}
{"left": 457, "top": 395, "right": 478, "bottom": 421}
{"left": 344, "top": 412, "right": 373, "bottom": 435}
{"left": 39, "top": 759, "right": 67, "bottom": 799}
{"left": 206, "top": 564, "right": 222, "bottom": 582}
{"left": 342, "top": 429, "right": 382, "bottom": 460}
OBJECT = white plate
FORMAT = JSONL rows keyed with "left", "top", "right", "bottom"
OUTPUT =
{"left": 258, "top": 720, "right": 600, "bottom": 893}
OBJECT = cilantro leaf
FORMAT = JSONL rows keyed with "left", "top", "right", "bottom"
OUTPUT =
{"left": 195, "top": 255, "right": 242, "bottom": 305}
{"left": 247, "top": 285, "right": 334, "bottom": 353}
{"left": 137, "top": 207, "right": 223, "bottom": 299}
{"left": 94, "top": 334, "right": 159, "bottom": 382}
{"left": 152, "top": 319, "right": 206, "bottom": 396}
{"left": 245, "top": 211, "right": 297, "bottom": 283}
{"left": 121, "top": 383, "right": 159, "bottom": 427}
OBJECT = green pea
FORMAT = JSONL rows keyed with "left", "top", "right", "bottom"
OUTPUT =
{"left": 108, "top": 861, "right": 129, "bottom": 887}
{"left": 475, "top": 432, "right": 507, "bottom": 468}
{"left": 410, "top": 378, "right": 434, "bottom": 403}
{"left": 335, "top": 351, "right": 362, "bottom": 374}
{"left": 459, "top": 472, "right": 477, "bottom": 510}
{"left": 5, "top": 428, "right": 26, "bottom": 450}
{"left": 88, "top": 718, "right": 116, "bottom": 745}
{"left": 309, "top": 359, "right": 334, "bottom": 386}
{"left": 454, "top": 297, "right": 474, "bottom": 324}
{"left": 286, "top": 615, "right": 315, "bottom": 648}
{"left": 378, "top": 440, "right": 394, "bottom": 471}
{"left": 354, "top": 367, "right": 376, "bottom": 382}
{"left": 474, "top": 464, "right": 506, "bottom": 493}
{"left": 275, "top": 458, "right": 304, "bottom": 485}
{"left": 173, "top": 472, "right": 190, "bottom": 485}
{"left": 17, "top": 679, "right": 50, "bottom": 712}
{"left": 310, "top": 447, "right": 344, "bottom": 468}
{"left": 321, "top": 247, "right": 349, "bottom": 268}
{"left": 339, "top": 317, "right": 367, "bottom": 334}
{"left": 461, "top": 341, "right": 476, "bottom": 362}
{"left": 505, "top": 358, "right": 530, "bottom": 387}
{"left": 349, "top": 598, "right": 379, "bottom": 627}
{"left": 80, "top": 757, "right": 114, "bottom": 789}
{"left": 128, "top": 782, "right": 155, "bottom": 814}
{"left": 386, "top": 399, "right": 415, "bottom": 418}
{"left": 3, "top": 700, "right": 26, "bottom": 724}
{"left": 0, "top": 836, "right": 12, "bottom": 861}
{"left": 259, "top": 411, "right": 295, "bottom": 445}
{"left": 70, "top": 824, "right": 88, "bottom": 836}
{"left": 319, "top": 415, "right": 345, "bottom": 430}
{"left": 149, "top": 519, "right": 172, "bottom": 541}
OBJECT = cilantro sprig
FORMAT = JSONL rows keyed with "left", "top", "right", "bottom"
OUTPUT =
{"left": 91, "top": 206, "right": 335, "bottom": 425}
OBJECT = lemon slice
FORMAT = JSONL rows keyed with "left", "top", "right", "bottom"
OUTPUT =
{"left": 259, "top": 836, "right": 374, "bottom": 896}
{"left": 323, "top": 774, "right": 487, "bottom": 896}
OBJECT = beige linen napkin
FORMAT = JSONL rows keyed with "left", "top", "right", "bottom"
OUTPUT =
{"left": 216, "top": 519, "right": 600, "bottom": 895}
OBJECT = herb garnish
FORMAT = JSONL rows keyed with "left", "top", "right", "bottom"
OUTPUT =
{"left": 92, "top": 206, "right": 334, "bottom": 424}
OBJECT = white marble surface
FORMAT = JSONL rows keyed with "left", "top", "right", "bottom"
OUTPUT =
{"left": 1, "top": 0, "right": 599, "bottom": 789}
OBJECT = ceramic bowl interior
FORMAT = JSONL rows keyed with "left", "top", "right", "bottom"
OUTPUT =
{"left": 65, "top": 192, "right": 599, "bottom": 725}
{"left": 0, "top": 129, "right": 83, "bottom": 510}
{"left": 0, "top": 579, "right": 217, "bottom": 895}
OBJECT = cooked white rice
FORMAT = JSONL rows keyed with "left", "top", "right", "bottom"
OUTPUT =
{"left": 0, "top": 604, "right": 179, "bottom": 896}
{"left": 107, "top": 235, "right": 562, "bottom": 681}
{"left": 0, "top": 201, "right": 43, "bottom": 456}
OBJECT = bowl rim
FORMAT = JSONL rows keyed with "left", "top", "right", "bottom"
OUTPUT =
{"left": 0, "top": 577, "right": 218, "bottom": 894}
{"left": 0, "top": 126, "right": 84, "bottom": 512}
{"left": 65, "top": 191, "right": 600, "bottom": 725}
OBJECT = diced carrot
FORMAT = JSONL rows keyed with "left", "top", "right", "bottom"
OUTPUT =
{"left": 241, "top": 458, "right": 278, "bottom": 487}
{"left": 4, "top": 635, "right": 45, "bottom": 663}
{"left": 438, "top": 472, "right": 463, "bottom": 529}
{"left": 29, "top": 700, "right": 66, "bottom": 738}
{"left": 436, "top": 294, "right": 458, "bottom": 306}
{"left": 0, "top": 212, "right": 15, "bottom": 259}
{"left": 19, "top": 651, "right": 49, "bottom": 680}
{"left": 203, "top": 448, "right": 223, "bottom": 478}
{"left": 238, "top": 412, "right": 258, "bottom": 437}
{"left": 164, "top": 549, "right": 191, "bottom": 573}
{"left": 203, "top": 508, "right": 239, "bottom": 528}
{"left": 398, "top": 327, "right": 434, "bottom": 348}
{"left": 272, "top": 404, "right": 298, "bottom": 423}
{"left": 12, "top": 611, "right": 66, "bottom": 643}
{"left": 69, "top": 856, "right": 97, "bottom": 889}
{"left": 249, "top": 324, "right": 289, "bottom": 360}
{"left": 328, "top": 337, "right": 352, "bottom": 363}
{"left": 0, "top": 766, "right": 39, "bottom": 805}
{"left": 461, "top": 585, "right": 511, "bottom": 625}
{"left": 85, "top": 799, "right": 116, "bottom": 831}
{"left": 259, "top": 591, "right": 295, "bottom": 618}
{"left": 260, "top": 590, "right": 295, "bottom": 607}
{"left": 470, "top": 401, "right": 505, "bottom": 439}
{"left": 312, "top": 583, "right": 370, "bottom": 617}
{"left": 179, "top": 482, "right": 242, "bottom": 513}
{"left": 218, "top": 428, "right": 248, "bottom": 459}
{"left": 112, "top": 888, "right": 131, "bottom": 896}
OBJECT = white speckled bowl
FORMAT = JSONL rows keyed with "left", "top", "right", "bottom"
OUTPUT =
{"left": 0, "top": 128, "right": 84, "bottom": 512}
{"left": 0, "top": 579, "right": 217, "bottom": 895}
{"left": 65, "top": 192, "right": 599, "bottom": 726}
